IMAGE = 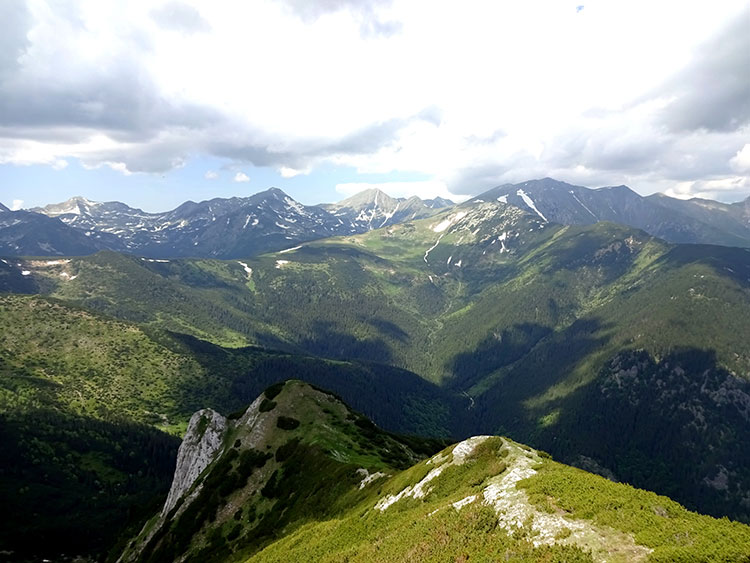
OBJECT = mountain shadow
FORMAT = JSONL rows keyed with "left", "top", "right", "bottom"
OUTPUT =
{"left": 166, "top": 332, "right": 457, "bottom": 438}
{"left": 657, "top": 243, "right": 750, "bottom": 288}
{"left": 448, "top": 322, "right": 554, "bottom": 391}
{"left": 467, "top": 318, "right": 611, "bottom": 434}
{"left": 532, "top": 347, "right": 750, "bottom": 523}
{"left": 298, "top": 320, "right": 396, "bottom": 365}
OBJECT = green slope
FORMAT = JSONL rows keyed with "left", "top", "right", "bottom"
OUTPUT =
{"left": 123, "top": 381, "right": 449, "bottom": 563}
{"left": 250, "top": 437, "right": 750, "bottom": 563}
{"left": 130, "top": 383, "right": 750, "bottom": 563}
{"left": 4, "top": 200, "right": 750, "bottom": 522}
{"left": 0, "top": 295, "right": 454, "bottom": 560}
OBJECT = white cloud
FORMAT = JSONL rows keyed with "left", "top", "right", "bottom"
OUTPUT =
{"left": 0, "top": 0, "right": 748, "bottom": 201}
{"left": 279, "top": 166, "right": 310, "bottom": 178}
{"left": 204, "top": 170, "right": 219, "bottom": 179}
{"left": 233, "top": 172, "right": 250, "bottom": 182}
{"left": 11, "top": 199, "right": 23, "bottom": 210}
{"left": 730, "top": 144, "right": 750, "bottom": 172}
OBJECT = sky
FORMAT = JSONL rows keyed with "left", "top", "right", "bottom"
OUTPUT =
{"left": 0, "top": 0, "right": 748, "bottom": 212}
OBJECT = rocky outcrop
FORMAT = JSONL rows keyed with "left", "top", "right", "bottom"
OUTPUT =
{"left": 162, "top": 408, "right": 228, "bottom": 515}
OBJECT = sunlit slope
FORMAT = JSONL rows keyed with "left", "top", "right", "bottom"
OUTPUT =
{"left": 126, "top": 382, "right": 750, "bottom": 563}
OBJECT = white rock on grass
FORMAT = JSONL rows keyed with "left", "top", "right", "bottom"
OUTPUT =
{"left": 375, "top": 436, "right": 491, "bottom": 511}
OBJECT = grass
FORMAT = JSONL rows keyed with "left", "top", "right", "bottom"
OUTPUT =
{"left": 520, "top": 458, "right": 750, "bottom": 562}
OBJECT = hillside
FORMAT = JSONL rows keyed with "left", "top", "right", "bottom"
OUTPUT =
{"left": 120, "top": 380, "right": 448, "bottom": 563}
{"left": 6, "top": 199, "right": 750, "bottom": 521}
{"left": 0, "top": 295, "right": 455, "bottom": 560}
{"left": 0, "top": 207, "right": 118, "bottom": 256}
{"left": 125, "top": 382, "right": 750, "bottom": 563}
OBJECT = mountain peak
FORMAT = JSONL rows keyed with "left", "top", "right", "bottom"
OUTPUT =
{"left": 34, "top": 196, "right": 105, "bottom": 217}
{"left": 336, "top": 187, "right": 397, "bottom": 209}
{"left": 596, "top": 184, "right": 638, "bottom": 195}
{"left": 251, "top": 186, "right": 293, "bottom": 203}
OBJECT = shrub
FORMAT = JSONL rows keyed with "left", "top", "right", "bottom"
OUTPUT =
{"left": 276, "top": 416, "right": 300, "bottom": 430}
{"left": 264, "top": 382, "right": 286, "bottom": 401}
{"left": 259, "top": 399, "right": 277, "bottom": 413}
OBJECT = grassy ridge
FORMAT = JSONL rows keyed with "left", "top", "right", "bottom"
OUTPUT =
{"left": 247, "top": 436, "right": 750, "bottom": 562}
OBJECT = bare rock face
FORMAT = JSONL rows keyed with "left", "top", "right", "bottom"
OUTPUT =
{"left": 162, "top": 408, "right": 228, "bottom": 516}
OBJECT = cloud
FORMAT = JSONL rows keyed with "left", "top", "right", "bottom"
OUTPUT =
{"left": 0, "top": 1, "right": 748, "bottom": 203}
{"left": 0, "top": 1, "right": 31, "bottom": 79}
{"left": 279, "top": 0, "right": 401, "bottom": 38}
{"left": 730, "top": 144, "right": 750, "bottom": 173}
{"left": 279, "top": 166, "right": 309, "bottom": 178}
{"left": 204, "top": 170, "right": 219, "bottom": 179}
{"left": 151, "top": 2, "right": 211, "bottom": 33}
{"left": 233, "top": 172, "right": 250, "bottom": 182}
{"left": 656, "top": 7, "right": 750, "bottom": 133}
{"left": 11, "top": 199, "right": 23, "bottom": 211}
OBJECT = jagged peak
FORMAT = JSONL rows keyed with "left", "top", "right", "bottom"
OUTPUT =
{"left": 35, "top": 196, "right": 102, "bottom": 216}
{"left": 335, "top": 188, "right": 399, "bottom": 209}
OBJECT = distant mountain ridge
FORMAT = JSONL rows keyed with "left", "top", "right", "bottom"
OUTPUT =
{"left": 474, "top": 178, "right": 750, "bottom": 247}
{"left": 3, "top": 178, "right": 750, "bottom": 257}
{"left": 10, "top": 187, "right": 451, "bottom": 258}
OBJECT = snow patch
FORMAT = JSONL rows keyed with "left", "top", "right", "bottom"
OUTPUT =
{"left": 378, "top": 202, "right": 400, "bottom": 228}
{"left": 21, "top": 270, "right": 31, "bottom": 276}
{"left": 284, "top": 196, "right": 307, "bottom": 215}
{"left": 45, "top": 260, "right": 71, "bottom": 266}
{"left": 278, "top": 245, "right": 302, "bottom": 254}
{"left": 237, "top": 261, "right": 252, "bottom": 277}
{"left": 423, "top": 234, "right": 444, "bottom": 263}
{"left": 497, "top": 195, "right": 508, "bottom": 204}
{"left": 275, "top": 260, "right": 290, "bottom": 268}
{"left": 516, "top": 189, "right": 548, "bottom": 222}
{"left": 432, "top": 211, "right": 467, "bottom": 233}
{"left": 571, "top": 192, "right": 597, "bottom": 219}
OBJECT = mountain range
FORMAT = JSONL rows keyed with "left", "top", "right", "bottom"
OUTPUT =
{"left": 4, "top": 188, "right": 450, "bottom": 258}
{"left": 2, "top": 178, "right": 750, "bottom": 258}
{"left": 4, "top": 191, "right": 750, "bottom": 524}
{"left": 3, "top": 178, "right": 750, "bottom": 561}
